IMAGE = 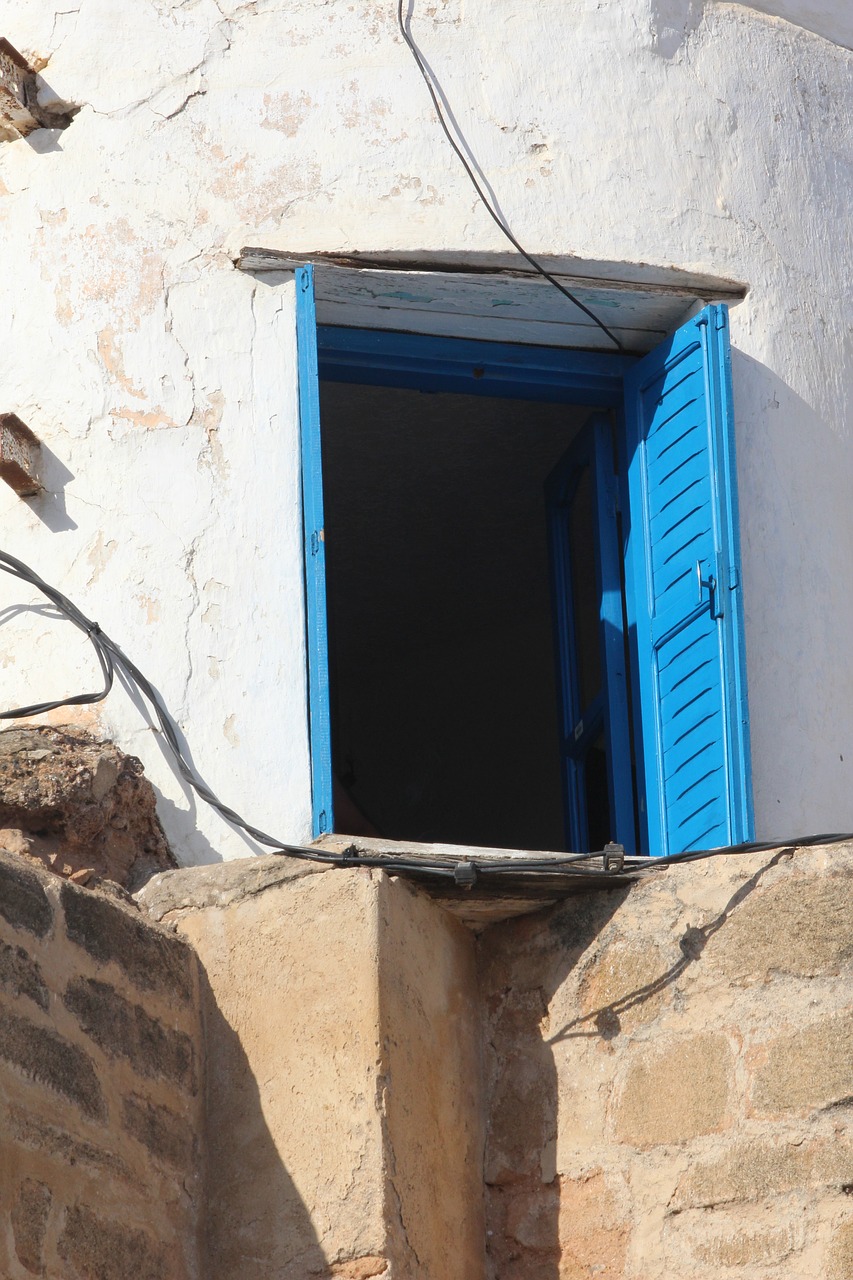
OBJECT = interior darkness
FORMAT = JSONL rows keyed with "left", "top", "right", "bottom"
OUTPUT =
{"left": 320, "top": 379, "right": 595, "bottom": 850}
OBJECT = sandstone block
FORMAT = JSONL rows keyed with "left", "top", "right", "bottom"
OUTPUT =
{"left": 706, "top": 871, "right": 853, "bottom": 981}
{"left": 58, "top": 1203, "right": 173, "bottom": 1280}
{"left": 0, "top": 1006, "right": 105, "bottom": 1121}
{"left": 672, "top": 1136, "right": 853, "bottom": 1209}
{"left": 828, "top": 1218, "right": 853, "bottom": 1280}
{"left": 0, "top": 938, "right": 48, "bottom": 1009}
{"left": 122, "top": 1094, "right": 195, "bottom": 1171}
{"left": 63, "top": 977, "right": 196, "bottom": 1094}
{"left": 614, "top": 1033, "right": 732, "bottom": 1147}
{"left": 4, "top": 1103, "right": 134, "bottom": 1185}
{"left": 579, "top": 941, "right": 671, "bottom": 1032}
{"left": 61, "top": 881, "right": 195, "bottom": 1006}
{"left": 752, "top": 1011, "right": 853, "bottom": 1113}
{"left": 662, "top": 1205, "right": 803, "bottom": 1272}
{"left": 11, "top": 1177, "right": 52, "bottom": 1274}
{"left": 0, "top": 850, "right": 52, "bottom": 938}
{"left": 556, "top": 1170, "right": 628, "bottom": 1279}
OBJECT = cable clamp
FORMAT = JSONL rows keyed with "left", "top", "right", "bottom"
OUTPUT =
{"left": 453, "top": 860, "right": 477, "bottom": 889}
{"left": 86, "top": 622, "right": 102, "bottom": 637}
{"left": 602, "top": 843, "right": 625, "bottom": 873}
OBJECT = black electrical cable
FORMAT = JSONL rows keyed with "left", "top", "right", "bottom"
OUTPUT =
{"left": 396, "top": 1, "right": 625, "bottom": 353}
{"left": 1, "top": 548, "right": 851, "bottom": 881}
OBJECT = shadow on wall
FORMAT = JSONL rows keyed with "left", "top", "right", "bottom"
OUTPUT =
{"left": 478, "top": 854, "right": 788, "bottom": 1276}
{"left": 199, "top": 966, "right": 331, "bottom": 1279}
{"left": 729, "top": 349, "right": 853, "bottom": 833}
{"left": 478, "top": 887, "right": 631, "bottom": 1279}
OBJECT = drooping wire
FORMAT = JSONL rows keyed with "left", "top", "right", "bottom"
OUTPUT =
{"left": 396, "top": 1, "right": 625, "bottom": 353}
{"left": 1, "top": 548, "right": 850, "bottom": 882}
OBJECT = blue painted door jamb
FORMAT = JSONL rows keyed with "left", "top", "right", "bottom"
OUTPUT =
{"left": 546, "top": 415, "right": 636, "bottom": 853}
{"left": 295, "top": 265, "right": 333, "bottom": 837}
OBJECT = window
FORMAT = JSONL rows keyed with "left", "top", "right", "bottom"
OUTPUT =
{"left": 296, "top": 265, "right": 753, "bottom": 857}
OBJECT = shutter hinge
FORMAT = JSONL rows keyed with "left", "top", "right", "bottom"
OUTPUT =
{"left": 310, "top": 529, "right": 324, "bottom": 555}
{"left": 715, "top": 307, "right": 728, "bottom": 331}
{"left": 728, "top": 564, "right": 739, "bottom": 589}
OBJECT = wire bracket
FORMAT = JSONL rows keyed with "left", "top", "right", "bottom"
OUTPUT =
{"left": 602, "top": 842, "right": 625, "bottom": 873}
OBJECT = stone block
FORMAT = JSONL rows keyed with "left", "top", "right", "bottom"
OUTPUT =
{"left": 11, "top": 1177, "right": 52, "bottom": 1275}
{"left": 63, "top": 977, "right": 196, "bottom": 1094}
{"left": 58, "top": 1203, "right": 173, "bottom": 1280}
{"left": 706, "top": 871, "right": 853, "bottom": 981}
{"left": 0, "top": 850, "right": 52, "bottom": 938}
{"left": 662, "top": 1205, "right": 804, "bottom": 1272}
{"left": 752, "top": 1011, "right": 853, "bottom": 1113}
{"left": 61, "top": 881, "right": 194, "bottom": 1006}
{"left": 672, "top": 1136, "right": 853, "bottom": 1209}
{"left": 122, "top": 1094, "right": 195, "bottom": 1171}
{"left": 4, "top": 1103, "right": 135, "bottom": 1185}
{"left": 485, "top": 1046, "right": 554, "bottom": 1183}
{"left": 0, "top": 938, "right": 48, "bottom": 1009}
{"left": 828, "top": 1218, "right": 853, "bottom": 1280}
{"left": 0, "top": 1006, "right": 105, "bottom": 1121}
{"left": 579, "top": 940, "right": 672, "bottom": 1032}
{"left": 556, "top": 1170, "right": 628, "bottom": 1279}
{"left": 614, "top": 1032, "right": 732, "bottom": 1147}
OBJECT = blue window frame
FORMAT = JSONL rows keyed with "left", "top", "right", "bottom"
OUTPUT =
{"left": 545, "top": 415, "right": 636, "bottom": 854}
{"left": 295, "top": 264, "right": 753, "bottom": 854}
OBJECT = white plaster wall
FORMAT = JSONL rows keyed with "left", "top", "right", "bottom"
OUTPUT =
{"left": 0, "top": 0, "right": 850, "bottom": 858}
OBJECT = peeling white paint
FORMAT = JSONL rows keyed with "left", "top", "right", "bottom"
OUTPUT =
{"left": 0, "top": 0, "right": 850, "bottom": 859}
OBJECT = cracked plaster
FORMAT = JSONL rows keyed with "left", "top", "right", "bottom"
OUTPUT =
{"left": 0, "top": 0, "right": 850, "bottom": 862}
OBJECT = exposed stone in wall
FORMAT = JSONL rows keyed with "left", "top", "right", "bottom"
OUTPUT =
{"left": 0, "top": 848, "right": 203, "bottom": 1280}
{"left": 0, "top": 726, "right": 175, "bottom": 891}
{"left": 478, "top": 843, "right": 853, "bottom": 1279}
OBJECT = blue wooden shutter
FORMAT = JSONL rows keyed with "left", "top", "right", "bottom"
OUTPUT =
{"left": 295, "top": 264, "right": 333, "bottom": 837}
{"left": 624, "top": 304, "right": 753, "bottom": 856}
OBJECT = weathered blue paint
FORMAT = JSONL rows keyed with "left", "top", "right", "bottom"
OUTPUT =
{"left": 546, "top": 416, "right": 636, "bottom": 853}
{"left": 623, "top": 304, "right": 753, "bottom": 857}
{"left": 295, "top": 265, "right": 333, "bottom": 838}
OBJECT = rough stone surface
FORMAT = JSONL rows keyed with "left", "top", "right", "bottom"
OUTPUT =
{"left": 0, "top": 849, "right": 53, "bottom": 938}
{"left": 672, "top": 1137, "right": 853, "bottom": 1209}
{"left": 122, "top": 1095, "right": 195, "bottom": 1172}
{"left": 828, "top": 1218, "right": 853, "bottom": 1280}
{"left": 61, "top": 880, "right": 194, "bottom": 1005}
{"left": 0, "top": 937, "right": 49, "bottom": 1009}
{"left": 0, "top": 727, "right": 174, "bottom": 891}
{"left": 63, "top": 977, "right": 196, "bottom": 1093}
{"left": 615, "top": 1033, "right": 733, "bottom": 1147}
{"left": 752, "top": 1011, "right": 853, "bottom": 1114}
{"left": 479, "top": 843, "right": 853, "bottom": 1279}
{"left": 378, "top": 875, "right": 485, "bottom": 1278}
{"left": 12, "top": 1177, "right": 52, "bottom": 1274}
{"left": 135, "top": 853, "right": 326, "bottom": 920}
{"left": 704, "top": 872, "right": 853, "bottom": 980}
{"left": 0, "top": 851, "right": 204, "bottom": 1280}
{"left": 0, "top": 1006, "right": 106, "bottom": 1121}
{"left": 4, "top": 1104, "right": 135, "bottom": 1185}
{"left": 58, "top": 1204, "right": 171, "bottom": 1280}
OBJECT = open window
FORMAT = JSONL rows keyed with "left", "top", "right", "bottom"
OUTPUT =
{"left": 295, "top": 265, "right": 753, "bottom": 856}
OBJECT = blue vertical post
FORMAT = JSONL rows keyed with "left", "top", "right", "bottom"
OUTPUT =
{"left": 295, "top": 265, "right": 333, "bottom": 836}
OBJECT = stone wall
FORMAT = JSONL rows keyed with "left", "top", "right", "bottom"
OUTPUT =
{"left": 479, "top": 843, "right": 853, "bottom": 1279}
{"left": 2, "top": 836, "right": 851, "bottom": 1278}
{"left": 0, "top": 848, "right": 204, "bottom": 1280}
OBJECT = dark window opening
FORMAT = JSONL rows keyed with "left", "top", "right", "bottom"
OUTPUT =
{"left": 320, "top": 379, "right": 600, "bottom": 851}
